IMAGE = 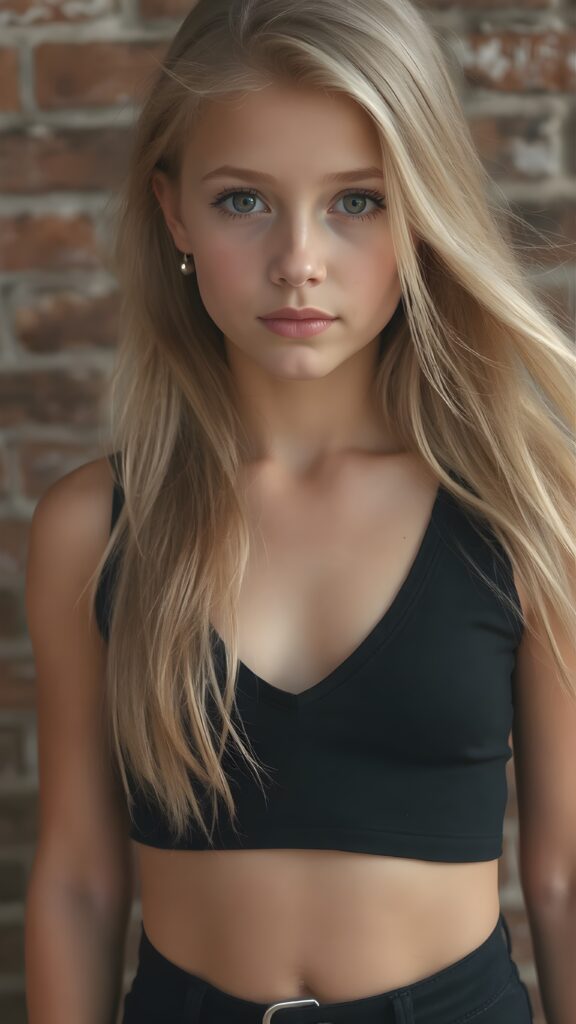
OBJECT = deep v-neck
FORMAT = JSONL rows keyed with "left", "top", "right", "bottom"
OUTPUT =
{"left": 210, "top": 479, "right": 448, "bottom": 710}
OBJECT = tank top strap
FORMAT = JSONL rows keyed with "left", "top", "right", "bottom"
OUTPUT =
{"left": 107, "top": 451, "right": 125, "bottom": 534}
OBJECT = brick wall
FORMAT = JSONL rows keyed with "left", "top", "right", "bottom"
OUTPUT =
{"left": 0, "top": 1, "right": 574, "bottom": 1021}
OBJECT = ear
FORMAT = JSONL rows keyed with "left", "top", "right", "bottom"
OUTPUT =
{"left": 151, "top": 170, "right": 193, "bottom": 253}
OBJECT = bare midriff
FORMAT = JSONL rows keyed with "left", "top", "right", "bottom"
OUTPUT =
{"left": 135, "top": 847, "right": 501, "bottom": 1002}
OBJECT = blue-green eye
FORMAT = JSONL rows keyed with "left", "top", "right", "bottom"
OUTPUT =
{"left": 209, "top": 187, "right": 386, "bottom": 222}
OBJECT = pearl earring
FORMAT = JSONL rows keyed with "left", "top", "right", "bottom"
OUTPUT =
{"left": 179, "top": 253, "right": 195, "bottom": 275}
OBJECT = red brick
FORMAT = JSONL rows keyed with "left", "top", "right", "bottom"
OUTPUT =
{"left": 0, "top": 592, "right": 26, "bottom": 638}
{"left": 0, "top": 724, "right": 27, "bottom": 777}
{"left": 0, "top": 214, "right": 100, "bottom": 272}
{"left": 1, "top": 0, "right": 116, "bottom": 25}
{"left": 506, "top": 201, "right": 576, "bottom": 267}
{"left": 0, "top": 519, "right": 30, "bottom": 578}
{"left": 140, "top": 0, "right": 195, "bottom": 17}
{"left": 17, "top": 441, "right": 105, "bottom": 498}
{"left": 0, "top": 792, "right": 38, "bottom": 845}
{"left": 0, "top": 658, "right": 36, "bottom": 711}
{"left": 0, "top": 369, "right": 108, "bottom": 427}
{"left": 35, "top": 41, "right": 168, "bottom": 110}
{"left": 0, "top": 858, "right": 28, "bottom": 902}
{"left": 0, "top": 49, "right": 20, "bottom": 113}
{"left": 469, "top": 114, "right": 556, "bottom": 181}
{"left": 0, "top": 128, "right": 132, "bottom": 193}
{"left": 459, "top": 31, "right": 576, "bottom": 93}
{"left": 0, "top": 922, "right": 24, "bottom": 974}
{"left": 13, "top": 289, "right": 120, "bottom": 352}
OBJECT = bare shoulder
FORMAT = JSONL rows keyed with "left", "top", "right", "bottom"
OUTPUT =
{"left": 25, "top": 454, "right": 133, "bottom": 901}
{"left": 32, "top": 454, "right": 115, "bottom": 549}
{"left": 26, "top": 454, "right": 117, "bottom": 652}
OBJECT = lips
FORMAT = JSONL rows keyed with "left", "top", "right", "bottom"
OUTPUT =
{"left": 260, "top": 308, "right": 336, "bottom": 320}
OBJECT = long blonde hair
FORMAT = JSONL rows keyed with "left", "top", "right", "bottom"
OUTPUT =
{"left": 86, "top": 0, "right": 575, "bottom": 846}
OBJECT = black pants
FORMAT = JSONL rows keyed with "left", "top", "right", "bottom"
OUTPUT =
{"left": 122, "top": 911, "right": 534, "bottom": 1023}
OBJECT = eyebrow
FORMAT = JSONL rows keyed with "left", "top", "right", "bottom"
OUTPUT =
{"left": 201, "top": 165, "right": 384, "bottom": 185}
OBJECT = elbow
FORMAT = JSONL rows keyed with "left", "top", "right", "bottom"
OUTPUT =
{"left": 520, "top": 862, "right": 576, "bottom": 912}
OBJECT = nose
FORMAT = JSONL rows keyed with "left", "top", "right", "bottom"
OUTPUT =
{"left": 269, "top": 211, "right": 330, "bottom": 287}
{"left": 273, "top": 252, "right": 327, "bottom": 288}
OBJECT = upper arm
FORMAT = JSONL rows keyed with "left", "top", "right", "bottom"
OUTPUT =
{"left": 25, "top": 456, "right": 134, "bottom": 911}
{"left": 511, "top": 574, "right": 576, "bottom": 904}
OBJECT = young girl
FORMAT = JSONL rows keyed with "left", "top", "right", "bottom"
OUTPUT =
{"left": 25, "top": 2, "right": 575, "bottom": 1023}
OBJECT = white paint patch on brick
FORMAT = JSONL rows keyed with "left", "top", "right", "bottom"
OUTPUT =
{"left": 511, "top": 138, "right": 556, "bottom": 177}
{"left": 454, "top": 37, "right": 512, "bottom": 82}
{"left": 0, "top": 0, "right": 110, "bottom": 27}
{"left": 513, "top": 39, "right": 531, "bottom": 73}
{"left": 62, "top": 0, "right": 110, "bottom": 16}
{"left": 476, "top": 39, "right": 512, "bottom": 82}
{"left": 27, "top": 123, "right": 53, "bottom": 139}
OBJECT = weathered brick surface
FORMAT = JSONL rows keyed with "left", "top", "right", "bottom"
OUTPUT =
{"left": 139, "top": 0, "right": 191, "bottom": 17}
{"left": 0, "top": 792, "right": 38, "bottom": 846}
{"left": 35, "top": 41, "right": 169, "bottom": 109}
{"left": 0, "top": 48, "right": 20, "bottom": 112}
{"left": 0, "top": 0, "right": 117, "bottom": 26}
{"left": 0, "top": 721, "right": 28, "bottom": 777}
{"left": 17, "top": 440, "right": 105, "bottom": 497}
{"left": 469, "top": 113, "right": 559, "bottom": 180}
{"left": 0, "top": 369, "right": 107, "bottom": 427}
{"left": 456, "top": 30, "right": 576, "bottom": 92}
{"left": 0, "top": 591, "right": 27, "bottom": 639}
{"left": 0, "top": 214, "right": 102, "bottom": 272}
{"left": 508, "top": 200, "right": 576, "bottom": 267}
{"left": 0, "top": 658, "right": 36, "bottom": 711}
{"left": 0, "top": 2, "right": 572, "bottom": 1022}
{"left": 0, "top": 922, "right": 24, "bottom": 974}
{"left": 1, "top": 519, "right": 32, "bottom": 579}
{"left": 0, "top": 128, "right": 133, "bottom": 193}
{"left": 12, "top": 288, "right": 120, "bottom": 351}
{"left": 0, "top": 857, "right": 29, "bottom": 902}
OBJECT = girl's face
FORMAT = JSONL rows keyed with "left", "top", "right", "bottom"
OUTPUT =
{"left": 153, "top": 81, "right": 403, "bottom": 381}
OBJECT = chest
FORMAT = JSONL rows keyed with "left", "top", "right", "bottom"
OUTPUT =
{"left": 211, "top": 455, "right": 443, "bottom": 696}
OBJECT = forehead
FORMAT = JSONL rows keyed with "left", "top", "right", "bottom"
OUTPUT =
{"left": 182, "top": 82, "right": 383, "bottom": 182}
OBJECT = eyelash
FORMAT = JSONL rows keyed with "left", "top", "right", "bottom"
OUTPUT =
{"left": 209, "top": 187, "right": 387, "bottom": 222}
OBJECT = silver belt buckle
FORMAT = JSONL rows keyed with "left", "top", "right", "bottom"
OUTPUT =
{"left": 263, "top": 997, "right": 321, "bottom": 1023}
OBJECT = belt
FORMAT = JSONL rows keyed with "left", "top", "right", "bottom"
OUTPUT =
{"left": 261, "top": 990, "right": 414, "bottom": 1023}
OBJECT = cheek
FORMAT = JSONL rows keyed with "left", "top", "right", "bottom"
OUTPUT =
{"left": 193, "top": 252, "right": 254, "bottom": 335}
{"left": 198, "top": 247, "right": 248, "bottom": 296}
{"left": 355, "top": 248, "right": 400, "bottom": 304}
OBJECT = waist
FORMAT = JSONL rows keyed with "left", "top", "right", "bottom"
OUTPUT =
{"left": 135, "top": 846, "right": 500, "bottom": 998}
{"left": 123, "top": 910, "right": 528, "bottom": 1023}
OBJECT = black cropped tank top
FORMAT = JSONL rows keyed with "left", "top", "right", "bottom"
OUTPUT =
{"left": 95, "top": 454, "right": 524, "bottom": 862}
